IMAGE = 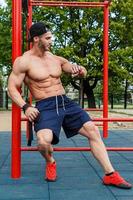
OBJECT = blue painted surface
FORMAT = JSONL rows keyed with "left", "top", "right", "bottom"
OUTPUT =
{"left": 0, "top": 130, "right": 133, "bottom": 200}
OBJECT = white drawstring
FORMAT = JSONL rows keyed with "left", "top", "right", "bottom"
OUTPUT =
{"left": 61, "top": 95, "right": 66, "bottom": 111}
{"left": 55, "top": 96, "right": 59, "bottom": 116}
{"left": 55, "top": 95, "right": 66, "bottom": 116}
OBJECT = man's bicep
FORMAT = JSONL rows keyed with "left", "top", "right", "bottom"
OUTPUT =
{"left": 8, "top": 70, "right": 25, "bottom": 88}
{"left": 8, "top": 57, "right": 27, "bottom": 88}
{"left": 60, "top": 57, "right": 72, "bottom": 73}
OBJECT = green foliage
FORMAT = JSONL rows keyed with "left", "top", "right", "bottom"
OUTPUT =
{"left": 0, "top": 1, "right": 12, "bottom": 73}
{"left": 109, "top": 0, "right": 133, "bottom": 94}
{"left": 33, "top": 6, "right": 103, "bottom": 81}
{"left": 0, "top": 0, "right": 132, "bottom": 98}
{"left": 0, "top": 0, "right": 12, "bottom": 94}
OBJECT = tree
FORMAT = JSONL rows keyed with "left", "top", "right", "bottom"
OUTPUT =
{"left": 109, "top": 0, "right": 133, "bottom": 108}
{"left": 0, "top": 0, "right": 12, "bottom": 72}
{"left": 0, "top": 0, "right": 132, "bottom": 108}
{"left": 33, "top": 4, "right": 103, "bottom": 107}
{"left": 0, "top": 0, "right": 12, "bottom": 107}
{"left": 32, "top": 0, "right": 133, "bottom": 108}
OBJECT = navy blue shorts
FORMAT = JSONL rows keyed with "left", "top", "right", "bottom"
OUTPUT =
{"left": 34, "top": 95, "right": 92, "bottom": 144}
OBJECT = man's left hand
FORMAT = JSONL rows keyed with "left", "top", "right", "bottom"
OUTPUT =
{"left": 71, "top": 65, "right": 86, "bottom": 77}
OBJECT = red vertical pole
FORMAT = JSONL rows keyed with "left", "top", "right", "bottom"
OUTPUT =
{"left": 11, "top": 0, "right": 22, "bottom": 178}
{"left": 26, "top": 2, "right": 33, "bottom": 140}
{"left": 27, "top": 4, "right": 32, "bottom": 104}
{"left": 26, "top": 2, "right": 32, "bottom": 50}
{"left": 103, "top": 2, "right": 109, "bottom": 138}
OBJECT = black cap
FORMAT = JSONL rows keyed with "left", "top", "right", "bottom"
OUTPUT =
{"left": 28, "top": 22, "right": 50, "bottom": 42}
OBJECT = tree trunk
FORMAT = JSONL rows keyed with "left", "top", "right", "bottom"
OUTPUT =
{"left": 79, "top": 79, "right": 84, "bottom": 108}
{"left": 83, "top": 79, "right": 96, "bottom": 108}
{"left": 0, "top": 86, "right": 3, "bottom": 108}
{"left": 71, "top": 77, "right": 99, "bottom": 108}
{"left": 124, "top": 79, "right": 128, "bottom": 109}
{"left": 110, "top": 94, "right": 114, "bottom": 109}
{"left": 5, "top": 90, "right": 8, "bottom": 109}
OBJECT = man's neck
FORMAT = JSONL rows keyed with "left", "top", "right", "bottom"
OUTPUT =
{"left": 32, "top": 46, "right": 50, "bottom": 57}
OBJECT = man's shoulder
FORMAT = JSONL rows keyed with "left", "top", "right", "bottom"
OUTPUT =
{"left": 53, "top": 55, "right": 68, "bottom": 64}
{"left": 14, "top": 52, "right": 26, "bottom": 62}
{"left": 22, "top": 50, "right": 32, "bottom": 60}
{"left": 13, "top": 52, "right": 30, "bottom": 71}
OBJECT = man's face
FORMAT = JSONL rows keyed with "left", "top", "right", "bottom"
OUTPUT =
{"left": 38, "top": 32, "right": 52, "bottom": 51}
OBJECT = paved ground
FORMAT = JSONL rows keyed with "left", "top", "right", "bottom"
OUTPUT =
{"left": 0, "top": 130, "right": 133, "bottom": 200}
{"left": 0, "top": 111, "right": 26, "bottom": 131}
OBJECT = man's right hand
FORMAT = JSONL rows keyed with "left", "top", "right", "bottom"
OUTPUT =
{"left": 25, "top": 107, "right": 40, "bottom": 122}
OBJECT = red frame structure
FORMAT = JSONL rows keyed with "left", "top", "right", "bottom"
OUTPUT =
{"left": 12, "top": 0, "right": 133, "bottom": 179}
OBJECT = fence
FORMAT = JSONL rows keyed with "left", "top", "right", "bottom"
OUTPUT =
{"left": 0, "top": 90, "right": 132, "bottom": 110}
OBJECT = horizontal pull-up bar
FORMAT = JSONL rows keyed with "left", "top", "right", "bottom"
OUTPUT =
{"left": 84, "top": 108, "right": 103, "bottom": 111}
{"left": 21, "top": 147, "right": 133, "bottom": 151}
{"left": 21, "top": 117, "right": 133, "bottom": 122}
{"left": 30, "top": 1, "right": 110, "bottom": 7}
{"left": 93, "top": 118, "right": 133, "bottom": 122}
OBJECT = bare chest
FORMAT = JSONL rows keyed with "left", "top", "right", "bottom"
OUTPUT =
{"left": 27, "top": 57, "right": 62, "bottom": 81}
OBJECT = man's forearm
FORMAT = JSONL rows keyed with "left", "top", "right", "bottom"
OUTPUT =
{"left": 8, "top": 87, "right": 26, "bottom": 108}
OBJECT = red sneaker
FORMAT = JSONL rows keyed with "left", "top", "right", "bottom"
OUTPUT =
{"left": 103, "top": 171, "right": 132, "bottom": 189}
{"left": 45, "top": 161, "right": 57, "bottom": 182}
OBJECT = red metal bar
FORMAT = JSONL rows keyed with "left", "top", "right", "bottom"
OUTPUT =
{"left": 11, "top": 0, "right": 22, "bottom": 179}
{"left": 93, "top": 118, "right": 133, "bottom": 122}
{"left": 21, "top": 147, "right": 133, "bottom": 151}
{"left": 84, "top": 108, "right": 103, "bottom": 111}
{"left": 31, "top": 0, "right": 108, "bottom": 3}
{"left": 30, "top": 1, "right": 108, "bottom": 7}
{"left": 21, "top": 117, "right": 133, "bottom": 122}
{"left": 27, "top": 2, "right": 32, "bottom": 50}
{"left": 103, "top": 1, "right": 109, "bottom": 138}
{"left": 26, "top": 2, "right": 33, "bottom": 141}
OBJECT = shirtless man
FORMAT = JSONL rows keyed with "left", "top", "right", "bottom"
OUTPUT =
{"left": 8, "top": 22, "right": 132, "bottom": 189}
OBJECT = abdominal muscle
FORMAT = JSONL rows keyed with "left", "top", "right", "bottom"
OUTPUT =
{"left": 26, "top": 76, "right": 65, "bottom": 100}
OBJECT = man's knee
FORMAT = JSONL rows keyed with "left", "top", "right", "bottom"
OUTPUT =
{"left": 83, "top": 121, "right": 101, "bottom": 139}
{"left": 37, "top": 130, "right": 53, "bottom": 151}
{"left": 37, "top": 136, "right": 53, "bottom": 151}
{"left": 38, "top": 139, "right": 51, "bottom": 151}
{"left": 84, "top": 121, "right": 98, "bottom": 132}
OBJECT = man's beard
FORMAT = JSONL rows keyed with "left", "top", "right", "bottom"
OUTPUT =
{"left": 38, "top": 39, "right": 50, "bottom": 51}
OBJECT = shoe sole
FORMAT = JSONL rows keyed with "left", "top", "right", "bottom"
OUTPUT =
{"left": 45, "top": 177, "right": 57, "bottom": 182}
{"left": 103, "top": 183, "right": 132, "bottom": 189}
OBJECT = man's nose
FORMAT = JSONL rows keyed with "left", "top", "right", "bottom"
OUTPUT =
{"left": 49, "top": 40, "right": 52, "bottom": 43}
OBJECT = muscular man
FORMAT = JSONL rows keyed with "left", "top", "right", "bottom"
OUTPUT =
{"left": 8, "top": 22, "right": 132, "bottom": 189}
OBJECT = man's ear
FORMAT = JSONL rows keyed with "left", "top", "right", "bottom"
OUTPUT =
{"left": 33, "top": 36, "right": 39, "bottom": 43}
